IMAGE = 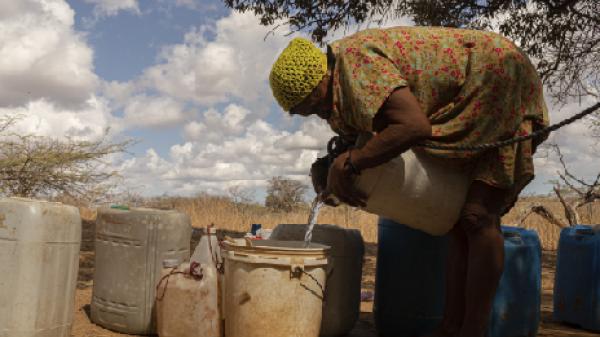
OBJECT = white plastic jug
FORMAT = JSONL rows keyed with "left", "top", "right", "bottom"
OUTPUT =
{"left": 354, "top": 148, "right": 470, "bottom": 236}
{"left": 0, "top": 197, "right": 81, "bottom": 337}
{"left": 156, "top": 261, "right": 220, "bottom": 337}
{"left": 190, "top": 227, "right": 223, "bottom": 333}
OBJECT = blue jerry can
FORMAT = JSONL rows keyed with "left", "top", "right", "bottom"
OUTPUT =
{"left": 374, "top": 218, "right": 448, "bottom": 337}
{"left": 554, "top": 225, "right": 600, "bottom": 331}
{"left": 489, "top": 226, "right": 542, "bottom": 337}
{"left": 374, "top": 219, "right": 542, "bottom": 337}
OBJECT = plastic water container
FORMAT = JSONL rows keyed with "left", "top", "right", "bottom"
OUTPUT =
{"left": 554, "top": 225, "right": 600, "bottom": 331}
{"left": 375, "top": 220, "right": 542, "bottom": 337}
{"left": 270, "top": 224, "right": 365, "bottom": 336}
{"left": 222, "top": 240, "right": 329, "bottom": 337}
{"left": 91, "top": 207, "right": 191, "bottom": 334}
{"left": 156, "top": 260, "right": 220, "bottom": 337}
{"left": 374, "top": 218, "right": 448, "bottom": 337}
{"left": 0, "top": 197, "right": 81, "bottom": 337}
{"left": 190, "top": 227, "right": 223, "bottom": 333}
{"left": 489, "top": 226, "right": 541, "bottom": 337}
{"left": 354, "top": 147, "right": 470, "bottom": 236}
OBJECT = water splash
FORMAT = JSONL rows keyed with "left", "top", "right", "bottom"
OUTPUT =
{"left": 304, "top": 196, "right": 324, "bottom": 247}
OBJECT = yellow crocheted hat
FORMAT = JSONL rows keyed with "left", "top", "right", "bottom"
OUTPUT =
{"left": 269, "top": 37, "right": 327, "bottom": 111}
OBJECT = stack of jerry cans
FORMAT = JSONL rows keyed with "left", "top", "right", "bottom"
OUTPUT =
{"left": 374, "top": 219, "right": 542, "bottom": 337}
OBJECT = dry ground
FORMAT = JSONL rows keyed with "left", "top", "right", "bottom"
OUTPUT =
{"left": 72, "top": 219, "right": 599, "bottom": 337}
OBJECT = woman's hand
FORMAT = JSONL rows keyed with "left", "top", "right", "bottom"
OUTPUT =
{"left": 326, "top": 151, "right": 367, "bottom": 207}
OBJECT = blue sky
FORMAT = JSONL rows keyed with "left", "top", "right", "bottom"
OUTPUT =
{"left": 68, "top": 0, "right": 227, "bottom": 81}
{"left": 1, "top": 0, "right": 598, "bottom": 203}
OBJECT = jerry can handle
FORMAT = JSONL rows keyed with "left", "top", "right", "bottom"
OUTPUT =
{"left": 575, "top": 226, "right": 594, "bottom": 236}
{"left": 503, "top": 230, "right": 522, "bottom": 243}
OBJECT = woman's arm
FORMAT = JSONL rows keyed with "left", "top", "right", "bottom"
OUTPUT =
{"left": 325, "top": 86, "right": 431, "bottom": 207}
{"left": 352, "top": 86, "right": 432, "bottom": 170}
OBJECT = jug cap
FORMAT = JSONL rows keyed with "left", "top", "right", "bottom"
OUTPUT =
{"left": 162, "top": 259, "right": 180, "bottom": 268}
{"left": 200, "top": 227, "right": 217, "bottom": 234}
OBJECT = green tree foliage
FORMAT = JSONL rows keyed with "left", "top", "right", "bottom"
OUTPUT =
{"left": 0, "top": 114, "right": 132, "bottom": 199}
{"left": 223, "top": 0, "right": 599, "bottom": 102}
{"left": 265, "top": 176, "right": 308, "bottom": 212}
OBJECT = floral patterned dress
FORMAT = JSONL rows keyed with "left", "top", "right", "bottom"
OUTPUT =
{"left": 326, "top": 26, "right": 549, "bottom": 213}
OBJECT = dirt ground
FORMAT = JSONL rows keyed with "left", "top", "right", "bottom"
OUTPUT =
{"left": 72, "top": 227, "right": 599, "bottom": 337}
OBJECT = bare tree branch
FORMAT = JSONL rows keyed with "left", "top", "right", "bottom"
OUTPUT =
{"left": 554, "top": 186, "right": 581, "bottom": 225}
{"left": 519, "top": 204, "right": 568, "bottom": 228}
{"left": 0, "top": 127, "right": 133, "bottom": 200}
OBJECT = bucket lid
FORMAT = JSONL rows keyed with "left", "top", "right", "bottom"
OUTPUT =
{"left": 270, "top": 224, "right": 364, "bottom": 257}
{"left": 222, "top": 240, "right": 329, "bottom": 267}
{"left": 223, "top": 239, "right": 329, "bottom": 255}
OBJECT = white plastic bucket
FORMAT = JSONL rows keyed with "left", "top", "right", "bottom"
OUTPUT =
{"left": 270, "top": 224, "right": 364, "bottom": 337}
{"left": 223, "top": 240, "right": 329, "bottom": 337}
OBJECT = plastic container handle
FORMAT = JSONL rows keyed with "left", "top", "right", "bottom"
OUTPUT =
{"left": 575, "top": 227, "right": 594, "bottom": 236}
{"left": 292, "top": 266, "right": 326, "bottom": 301}
{"left": 503, "top": 231, "right": 522, "bottom": 238}
{"left": 503, "top": 231, "right": 524, "bottom": 245}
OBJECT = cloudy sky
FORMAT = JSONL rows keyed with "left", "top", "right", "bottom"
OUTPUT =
{"left": 1, "top": 0, "right": 598, "bottom": 202}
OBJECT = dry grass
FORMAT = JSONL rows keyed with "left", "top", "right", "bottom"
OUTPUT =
{"left": 77, "top": 194, "right": 600, "bottom": 249}
{"left": 146, "top": 196, "right": 379, "bottom": 243}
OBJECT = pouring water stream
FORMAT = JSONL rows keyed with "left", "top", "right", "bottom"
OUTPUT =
{"left": 304, "top": 195, "right": 324, "bottom": 247}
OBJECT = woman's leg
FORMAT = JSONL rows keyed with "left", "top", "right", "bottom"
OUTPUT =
{"left": 457, "top": 181, "right": 506, "bottom": 337}
{"left": 424, "top": 226, "right": 468, "bottom": 337}
{"left": 442, "top": 226, "right": 469, "bottom": 334}
{"left": 423, "top": 180, "right": 506, "bottom": 337}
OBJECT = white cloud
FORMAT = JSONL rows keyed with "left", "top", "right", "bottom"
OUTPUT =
{"left": 0, "top": 0, "right": 120, "bottom": 144}
{"left": 0, "top": 0, "right": 97, "bottom": 108}
{"left": 0, "top": 97, "right": 117, "bottom": 141}
{"left": 101, "top": 80, "right": 138, "bottom": 110}
{"left": 526, "top": 95, "right": 600, "bottom": 194}
{"left": 140, "top": 11, "right": 293, "bottom": 107}
{"left": 118, "top": 103, "right": 335, "bottom": 196}
{"left": 122, "top": 95, "right": 191, "bottom": 128}
{"left": 184, "top": 104, "right": 250, "bottom": 142}
{"left": 83, "top": 0, "right": 141, "bottom": 17}
{"left": 173, "top": 0, "right": 204, "bottom": 10}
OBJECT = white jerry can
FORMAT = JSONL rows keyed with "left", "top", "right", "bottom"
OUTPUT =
{"left": 0, "top": 197, "right": 82, "bottom": 337}
{"left": 91, "top": 207, "right": 191, "bottom": 334}
{"left": 355, "top": 147, "right": 471, "bottom": 236}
